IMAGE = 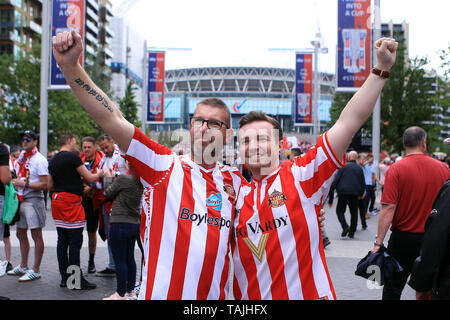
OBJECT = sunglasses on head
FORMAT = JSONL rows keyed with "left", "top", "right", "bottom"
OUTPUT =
{"left": 21, "top": 137, "right": 32, "bottom": 143}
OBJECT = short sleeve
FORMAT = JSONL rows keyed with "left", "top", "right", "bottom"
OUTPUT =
{"left": 124, "top": 126, "right": 174, "bottom": 187}
{"left": 381, "top": 166, "right": 398, "bottom": 205}
{"left": 36, "top": 156, "right": 49, "bottom": 176}
{"left": 291, "top": 131, "right": 346, "bottom": 204}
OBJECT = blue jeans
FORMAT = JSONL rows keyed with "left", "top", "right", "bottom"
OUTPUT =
{"left": 109, "top": 223, "right": 139, "bottom": 296}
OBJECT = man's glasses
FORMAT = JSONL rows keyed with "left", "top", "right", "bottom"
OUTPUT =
{"left": 21, "top": 137, "right": 32, "bottom": 143}
{"left": 191, "top": 117, "right": 227, "bottom": 130}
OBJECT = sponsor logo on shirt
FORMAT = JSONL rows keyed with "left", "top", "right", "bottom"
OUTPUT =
{"left": 206, "top": 192, "right": 222, "bottom": 211}
{"left": 233, "top": 215, "right": 289, "bottom": 238}
{"left": 179, "top": 208, "right": 231, "bottom": 230}
{"left": 233, "top": 215, "right": 290, "bottom": 261}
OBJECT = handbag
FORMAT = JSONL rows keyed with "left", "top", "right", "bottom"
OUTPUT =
{"left": 3, "top": 181, "right": 19, "bottom": 224}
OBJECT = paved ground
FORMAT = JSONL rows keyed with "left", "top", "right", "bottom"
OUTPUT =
{"left": 0, "top": 193, "right": 416, "bottom": 300}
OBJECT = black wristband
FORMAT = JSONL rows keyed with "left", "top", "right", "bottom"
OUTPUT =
{"left": 374, "top": 242, "right": 383, "bottom": 247}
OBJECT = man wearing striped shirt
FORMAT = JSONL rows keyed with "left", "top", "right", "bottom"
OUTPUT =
{"left": 52, "top": 31, "right": 243, "bottom": 299}
{"left": 232, "top": 37, "right": 398, "bottom": 300}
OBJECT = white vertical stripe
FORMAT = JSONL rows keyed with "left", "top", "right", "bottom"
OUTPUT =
{"left": 253, "top": 181, "right": 272, "bottom": 300}
{"left": 181, "top": 164, "right": 208, "bottom": 299}
{"left": 268, "top": 176, "right": 303, "bottom": 300}
{"left": 207, "top": 170, "right": 228, "bottom": 299}
{"left": 138, "top": 188, "right": 152, "bottom": 300}
{"left": 294, "top": 177, "right": 334, "bottom": 300}
{"left": 255, "top": 249, "right": 272, "bottom": 299}
{"left": 151, "top": 160, "right": 184, "bottom": 299}
{"left": 231, "top": 240, "right": 249, "bottom": 299}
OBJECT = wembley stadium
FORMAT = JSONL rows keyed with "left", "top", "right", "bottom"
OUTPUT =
{"left": 158, "top": 66, "right": 336, "bottom": 134}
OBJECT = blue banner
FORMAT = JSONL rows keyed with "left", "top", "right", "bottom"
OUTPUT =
{"left": 50, "top": 0, "right": 85, "bottom": 87}
{"left": 337, "top": 0, "right": 371, "bottom": 91}
{"left": 295, "top": 52, "right": 313, "bottom": 125}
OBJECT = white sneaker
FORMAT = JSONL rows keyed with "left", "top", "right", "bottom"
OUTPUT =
{"left": 7, "top": 265, "right": 29, "bottom": 276}
{"left": 18, "top": 269, "right": 41, "bottom": 282}
{"left": 0, "top": 261, "right": 7, "bottom": 277}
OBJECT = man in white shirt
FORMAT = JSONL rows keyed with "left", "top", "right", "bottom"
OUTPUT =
{"left": 9, "top": 130, "right": 48, "bottom": 282}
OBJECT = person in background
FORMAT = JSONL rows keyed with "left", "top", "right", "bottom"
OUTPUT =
{"left": 48, "top": 134, "right": 103, "bottom": 289}
{"left": 95, "top": 134, "right": 127, "bottom": 277}
{"left": 331, "top": 151, "right": 366, "bottom": 238}
{"left": 80, "top": 136, "right": 104, "bottom": 274}
{"left": 103, "top": 161, "right": 143, "bottom": 300}
{"left": 372, "top": 126, "right": 450, "bottom": 300}
{"left": 0, "top": 141, "right": 12, "bottom": 276}
{"left": 8, "top": 131, "right": 48, "bottom": 282}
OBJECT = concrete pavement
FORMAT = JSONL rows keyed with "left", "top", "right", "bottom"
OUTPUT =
{"left": 0, "top": 194, "right": 416, "bottom": 300}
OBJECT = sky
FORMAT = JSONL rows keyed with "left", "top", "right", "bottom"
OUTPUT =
{"left": 110, "top": 0, "right": 450, "bottom": 74}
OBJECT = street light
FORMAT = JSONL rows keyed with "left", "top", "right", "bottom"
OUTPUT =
{"left": 310, "top": 32, "right": 328, "bottom": 142}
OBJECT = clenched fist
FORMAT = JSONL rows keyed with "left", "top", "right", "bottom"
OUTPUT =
{"left": 374, "top": 37, "right": 398, "bottom": 72}
{"left": 52, "top": 29, "right": 83, "bottom": 70}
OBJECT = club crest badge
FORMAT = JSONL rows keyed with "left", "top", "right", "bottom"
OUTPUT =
{"left": 268, "top": 189, "right": 287, "bottom": 208}
{"left": 223, "top": 184, "right": 236, "bottom": 198}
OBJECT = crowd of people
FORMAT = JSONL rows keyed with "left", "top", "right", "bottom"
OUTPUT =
{"left": 0, "top": 132, "right": 143, "bottom": 300}
{"left": 0, "top": 31, "right": 449, "bottom": 301}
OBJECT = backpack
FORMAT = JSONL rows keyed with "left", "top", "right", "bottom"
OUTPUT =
{"left": 3, "top": 181, "right": 19, "bottom": 224}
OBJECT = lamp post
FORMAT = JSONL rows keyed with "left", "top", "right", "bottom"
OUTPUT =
{"left": 372, "top": 0, "right": 381, "bottom": 171}
{"left": 39, "top": 0, "right": 50, "bottom": 159}
{"left": 310, "top": 33, "right": 328, "bottom": 142}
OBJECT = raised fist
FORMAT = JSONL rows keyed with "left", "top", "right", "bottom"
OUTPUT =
{"left": 374, "top": 37, "right": 398, "bottom": 71}
{"left": 52, "top": 29, "right": 83, "bottom": 69}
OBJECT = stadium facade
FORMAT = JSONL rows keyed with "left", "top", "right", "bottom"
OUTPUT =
{"left": 157, "top": 66, "right": 335, "bottom": 133}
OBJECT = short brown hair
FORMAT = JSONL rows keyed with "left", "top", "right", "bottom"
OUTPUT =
{"left": 59, "top": 134, "right": 75, "bottom": 147}
{"left": 81, "top": 136, "right": 96, "bottom": 145}
{"left": 238, "top": 111, "right": 283, "bottom": 141}
{"left": 196, "top": 98, "right": 231, "bottom": 129}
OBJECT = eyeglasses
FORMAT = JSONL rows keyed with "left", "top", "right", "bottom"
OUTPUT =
{"left": 21, "top": 137, "right": 32, "bottom": 143}
{"left": 191, "top": 117, "right": 227, "bottom": 130}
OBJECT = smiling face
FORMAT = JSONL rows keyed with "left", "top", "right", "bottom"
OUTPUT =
{"left": 238, "top": 120, "right": 283, "bottom": 178}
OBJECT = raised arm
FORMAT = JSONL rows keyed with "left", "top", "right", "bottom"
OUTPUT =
{"left": 52, "top": 30, "right": 134, "bottom": 152}
{"left": 327, "top": 37, "right": 398, "bottom": 160}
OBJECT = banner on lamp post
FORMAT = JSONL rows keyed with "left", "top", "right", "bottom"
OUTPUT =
{"left": 294, "top": 52, "right": 313, "bottom": 125}
{"left": 147, "top": 51, "right": 165, "bottom": 122}
{"left": 50, "top": 0, "right": 85, "bottom": 89}
{"left": 336, "top": 0, "right": 371, "bottom": 92}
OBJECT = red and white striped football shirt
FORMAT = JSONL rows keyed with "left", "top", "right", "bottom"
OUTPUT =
{"left": 124, "top": 126, "right": 244, "bottom": 300}
{"left": 231, "top": 132, "right": 345, "bottom": 300}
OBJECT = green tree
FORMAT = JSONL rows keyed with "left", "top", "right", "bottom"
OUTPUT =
{"left": 328, "top": 42, "right": 437, "bottom": 154}
{"left": 433, "top": 46, "right": 450, "bottom": 155}
{"left": 118, "top": 81, "right": 142, "bottom": 128}
{"left": 0, "top": 42, "right": 101, "bottom": 150}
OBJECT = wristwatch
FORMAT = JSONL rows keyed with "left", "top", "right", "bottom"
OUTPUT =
{"left": 372, "top": 68, "right": 390, "bottom": 79}
{"left": 373, "top": 242, "right": 383, "bottom": 247}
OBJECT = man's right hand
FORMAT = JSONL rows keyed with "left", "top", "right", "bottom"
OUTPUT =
{"left": 52, "top": 30, "right": 83, "bottom": 69}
